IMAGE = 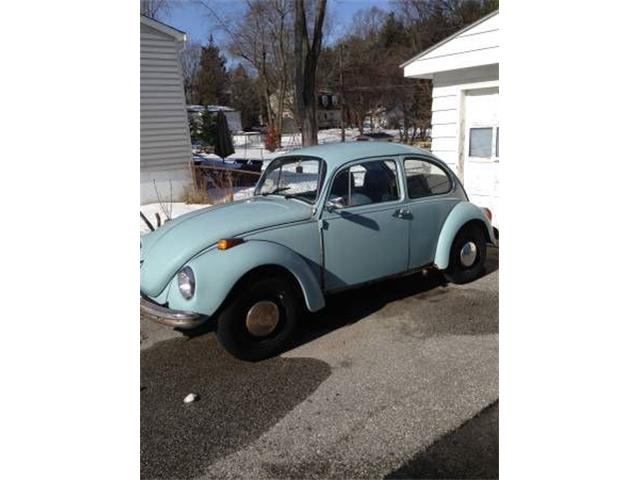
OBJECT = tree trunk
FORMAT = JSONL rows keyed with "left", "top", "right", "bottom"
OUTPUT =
{"left": 294, "top": 0, "right": 327, "bottom": 147}
{"left": 276, "top": 77, "right": 286, "bottom": 136}
{"left": 299, "top": 58, "right": 318, "bottom": 146}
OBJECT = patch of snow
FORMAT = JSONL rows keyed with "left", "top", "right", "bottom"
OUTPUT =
{"left": 140, "top": 188, "right": 256, "bottom": 235}
{"left": 140, "top": 202, "right": 209, "bottom": 234}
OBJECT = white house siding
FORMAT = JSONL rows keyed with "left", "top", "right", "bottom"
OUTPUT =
{"left": 430, "top": 64, "right": 498, "bottom": 170}
{"left": 140, "top": 21, "right": 192, "bottom": 204}
{"left": 403, "top": 11, "right": 500, "bottom": 226}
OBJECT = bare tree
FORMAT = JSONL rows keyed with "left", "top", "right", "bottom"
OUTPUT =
{"left": 179, "top": 40, "right": 202, "bottom": 105}
{"left": 199, "top": 0, "right": 294, "bottom": 143}
{"left": 392, "top": 0, "right": 498, "bottom": 53}
{"left": 294, "top": 0, "right": 327, "bottom": 146}
{"left": 140, "top": 0, "right": 171, "bottom": 19}
{"left": 334, "top": 7, "right": 391, "bottom": 134}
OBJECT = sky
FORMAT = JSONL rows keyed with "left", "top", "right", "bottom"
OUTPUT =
{"left": 158, "top": 0, "right": 394, "bottom": 47}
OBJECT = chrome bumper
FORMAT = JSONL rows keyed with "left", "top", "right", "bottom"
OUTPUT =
{"left": 140, "top": 296, "right": 206, "bottom": 329}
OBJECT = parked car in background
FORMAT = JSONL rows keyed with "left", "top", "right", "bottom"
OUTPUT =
{"left": 355, "top": 132, "right": 395, "bottom": 142}
{"left": 140, "top": 143, "right": 496, "bottom": 360}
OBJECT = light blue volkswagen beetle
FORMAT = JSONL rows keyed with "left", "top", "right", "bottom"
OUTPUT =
{"left": 140, "top": 142, "right": 496, "bottom": 360}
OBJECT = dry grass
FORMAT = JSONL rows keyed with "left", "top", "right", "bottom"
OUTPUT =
{"left": 184, "top": 187, "right": 212, "bottom": 205}
{"left": 187, "top": 165, "right": 242, "bottom": 205}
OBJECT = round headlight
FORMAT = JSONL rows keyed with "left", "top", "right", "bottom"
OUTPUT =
{"left": 177, "top": 267, "right": 195, "bottom": 299}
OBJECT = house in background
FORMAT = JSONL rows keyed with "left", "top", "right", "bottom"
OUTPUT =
{"left": 317, "top": 90, "right": 341, "bottom": 129}
{"left": 402, "top": 10, "right": 499, "bottom": 226}
{"left": 140, "top": 15, "right": 193, "bottom": 204}
{"left": 269, "top": 89, "right": 342, "bottom": 132}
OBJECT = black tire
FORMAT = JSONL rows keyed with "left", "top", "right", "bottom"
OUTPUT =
{"left": 443, "top": 224, "right": 487, "bottom": 284}
{"left": 216, "top": 276, "right": 301, "bottom": 361}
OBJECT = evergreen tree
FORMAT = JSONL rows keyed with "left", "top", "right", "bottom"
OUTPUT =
{"left": 199, "top": 107, "right": 218, "bottom": 146}
{"left": 229, "top": 65, "right": 261, "bottom": 130}
{"left": 194, "top": 35, "right": 230, "bottom": 106}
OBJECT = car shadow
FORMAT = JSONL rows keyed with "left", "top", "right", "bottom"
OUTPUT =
{"left": 385, "top": 401, "right": 499, "bottom": 479}
{"left": 140, "top": 334, "right": 331, "bottom": 479}
{"left": 336, "top": 210, "right": 380, "bottom": 230}
{"left": 180, "top": 246, "right": 498, "bottom": 354}
{"left": 291, "top": 245, "right": 499, "bottom": 349}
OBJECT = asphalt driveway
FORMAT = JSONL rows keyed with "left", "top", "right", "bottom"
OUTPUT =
{"left": 141, "top": 246, "right": 499, "bottom": 479}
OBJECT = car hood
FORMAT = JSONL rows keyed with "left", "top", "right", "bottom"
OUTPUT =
{"left": 140, "top": 197, "right": 313, "bottom": 297}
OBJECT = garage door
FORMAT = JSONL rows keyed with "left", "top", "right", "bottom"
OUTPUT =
{"left": 462, "top": 87, "right": 499, "bottom": 227}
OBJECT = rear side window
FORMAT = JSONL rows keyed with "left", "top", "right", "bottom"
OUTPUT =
{"left": 404, "top": 158, "right": 452, "bottom": 198}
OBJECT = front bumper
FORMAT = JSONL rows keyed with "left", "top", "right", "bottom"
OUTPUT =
{"left": 140, "top": 296, "right": 206, "bottom": 329}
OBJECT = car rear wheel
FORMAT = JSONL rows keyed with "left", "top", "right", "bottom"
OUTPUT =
{"left": 443, "top": 224, "right": 487, "bottom": 284}
{"left": 216, "top": 276, "right": 301, "bottom": 361}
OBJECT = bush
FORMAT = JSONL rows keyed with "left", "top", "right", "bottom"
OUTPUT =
{"left": 264, "top": 125, "right": 281, "bottom": 152}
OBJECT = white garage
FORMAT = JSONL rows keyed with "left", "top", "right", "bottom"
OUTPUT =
{"left": 402, "top": 10, "right": 500, "bottom": 226}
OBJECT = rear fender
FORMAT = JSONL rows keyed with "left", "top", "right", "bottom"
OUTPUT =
{"left": 165, "top": 240, "right": 325, "bottom": 317}
{"left": 433, "top": 202, "right": 496, "bottom": 270}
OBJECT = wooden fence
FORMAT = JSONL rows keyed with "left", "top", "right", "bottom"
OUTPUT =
{"left": 192, "top": 163, "right": 262, "bottom": 192}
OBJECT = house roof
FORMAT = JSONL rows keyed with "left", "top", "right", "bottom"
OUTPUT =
{"left": 399, "top": 10, "right": 498, "bottom": 68}
{"left": 277, "top": 142, "right": 437, "bottom": 171}
{"left": 140, "top": 14, "right": 187, "bottom": 42}
{"left": 187, "top": 105, "right": 237, "bottom": 113}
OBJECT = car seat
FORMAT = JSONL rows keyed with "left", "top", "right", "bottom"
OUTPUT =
{"left": 363, "top": 168, "right": 396, "bottom": 203}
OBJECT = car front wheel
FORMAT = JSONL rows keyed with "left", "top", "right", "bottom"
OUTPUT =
{"left": 443, "top": 224, "right": 487, "bottom": 284}
{"left": 216, "top": 276, "right": 301, "bottom": 361}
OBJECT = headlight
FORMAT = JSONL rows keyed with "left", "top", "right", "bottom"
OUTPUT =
{"left": 177, "top": 267, "right": 195, "bottom": 299}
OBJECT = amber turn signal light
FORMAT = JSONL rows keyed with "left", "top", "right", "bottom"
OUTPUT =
{"left": 218, "top": 238, "right": 244, "bottom": 250}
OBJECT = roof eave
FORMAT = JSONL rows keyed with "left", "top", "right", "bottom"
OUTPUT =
{"left": 399, "top": 9, "right": 498, "bottom": 69}
{"left": 140, "top": 14, "right": 187, "bottom": 43}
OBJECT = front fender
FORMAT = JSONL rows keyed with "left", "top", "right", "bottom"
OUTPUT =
{"left": 433, "top": 202, "right": 496, "bottom": 270}
{"left": 165, "top": 240, "right": 325, "bottom": 317}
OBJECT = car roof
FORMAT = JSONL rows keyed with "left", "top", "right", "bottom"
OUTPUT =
{"left": 277, "top": 142, "right": 434, "bottom": 170}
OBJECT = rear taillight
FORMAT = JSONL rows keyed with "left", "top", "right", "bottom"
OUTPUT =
{"left": 482, "top": 208, "right": 492, "bottom": 222}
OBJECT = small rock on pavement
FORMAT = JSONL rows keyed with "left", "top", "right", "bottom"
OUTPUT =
{"left": 183, "top": 393, "right": 199, "bottom": 404}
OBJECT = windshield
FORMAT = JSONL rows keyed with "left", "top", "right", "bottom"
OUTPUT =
{"left": 254, "top": 157, "right": 324, "bottom": 204}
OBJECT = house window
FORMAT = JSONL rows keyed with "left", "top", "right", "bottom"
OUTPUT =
{"left": 469, "top": 128, "right": 493, "bottom": 158}
{"left": 404, "top": 158, "right": 452, "bottom": 198}
{"left": 321, "top": 95, "right": 329, "bottom": 107}
{"left": 332, "top": 95, "right": 338, "bottom": 106}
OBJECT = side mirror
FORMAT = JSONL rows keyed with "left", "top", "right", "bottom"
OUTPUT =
{"left": 325, "top": 198, "right": 344, "bottom": 212}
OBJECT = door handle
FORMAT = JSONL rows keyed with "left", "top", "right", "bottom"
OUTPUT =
{"left": 395, "top": 208, "right": 411, "bottom": 219}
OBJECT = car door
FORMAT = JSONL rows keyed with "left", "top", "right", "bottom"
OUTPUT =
{"left": 321, "top": 157, "right": 410, "bottom": 291}
{"left": 402, "top": 156, "right": 461, "bottom": 269}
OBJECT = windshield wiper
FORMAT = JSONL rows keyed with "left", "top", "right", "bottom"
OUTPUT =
{"left": 261, "top": 186, "right": 291, "bottom": 196}
{"left": 284, "top": 192, "right": 313, "bottom": 203}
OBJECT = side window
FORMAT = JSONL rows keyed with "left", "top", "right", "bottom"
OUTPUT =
{"left": 329, "top": 160, "right": 399, "bottom": 208}
{"left": 404, "top": 158, "right": 452, "bottom": 198}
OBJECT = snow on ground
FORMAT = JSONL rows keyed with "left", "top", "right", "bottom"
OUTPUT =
{"left": 140, "top": 185, "right": 255, "bottom": 235}
{"left": 140, "top": 203, "right": 208, "bottom": 234}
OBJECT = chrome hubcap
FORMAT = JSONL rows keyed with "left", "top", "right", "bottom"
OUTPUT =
{"left": 245, "top": 301, "right": 280, "bottom": 337}
{"left": 460, "top": 241, "right": 478, "bottom": 268}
